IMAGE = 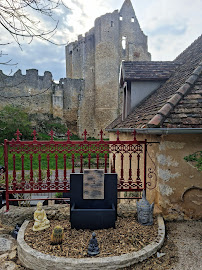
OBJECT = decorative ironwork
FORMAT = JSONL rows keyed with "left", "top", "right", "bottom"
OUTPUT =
{"left": 49, "top": 129, "right": 55, "bottom": 141}
{"left": 66, "top": 130, "right": 72, "bottom": 141}
{"left": 32, "top": 130, "right": 38, "bottom": 141}
{"left": 15, "top": 129, "right": 22, "bottom": 141}
{"left": 4, "top": 129, "right": 158, "bottom": 211}
{"left": 146, "top": 144, "right": 157, "bottom": 190}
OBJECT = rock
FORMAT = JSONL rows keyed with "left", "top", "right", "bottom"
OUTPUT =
{"left": 117, "top": 203, "right": 137, "bottom": 217}
{"left": 0, "top": 221, "right": 13, "bottom": 234}
{"left": 9, "top": 250, "right": 17, "bottom": 261}
{"left": 0, "top": 252, "right": 9, "bottom": 262}
{"left": 0, "top": 237, "right": 12, "bottom": 252}
{"left": 1, "top": 261, "right": 18, "bottom": 270}
{"left": 15, "top": 259, "right": 22, "bottom": 265}
{"left": 0, "top": 205, "right": 70, "bottom": 227}
{"left": 11, "top": 245, "right": 17, "bottom": 251}
{"left": 157, "top": 251, "right": 166, "bottom": 258}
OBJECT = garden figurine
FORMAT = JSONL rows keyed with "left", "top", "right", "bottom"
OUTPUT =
{"left": 33, "top": 201, "right": 50, "bottom": 231}
{"left": 136, "top": 190, "right": 154, "bottom": 225}
{"left": 87, "top": 232, "right": 99, "bottom": 256}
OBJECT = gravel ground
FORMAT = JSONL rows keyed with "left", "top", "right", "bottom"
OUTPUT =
{"left": 24, "top": 217, "right": 158, "bottom": 258}
{"left": 123, "top": 220, "right": 202, "bottom": 270}
{"left": 168, "top": 221, "right": 202, "bottom": 270}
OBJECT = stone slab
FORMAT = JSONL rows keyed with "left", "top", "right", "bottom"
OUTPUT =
{"left": 83, "top": 169, "right": 104, "bottom": 199}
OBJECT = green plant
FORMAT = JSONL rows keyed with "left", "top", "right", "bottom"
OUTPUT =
{"left": 51, "top": 225, "right": 64, "bottom": 244}
{"left": 184, "top": 151, "right": 202, "bottom": 171}
{"left": 55, "top": 192, "right": 63, "bottom": 198}
{"left": 0, "top": 105, "right": 33, "bottom": 143}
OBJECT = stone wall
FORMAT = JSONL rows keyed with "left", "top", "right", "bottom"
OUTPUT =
{"left": 0, "top": 69, "right": 53, "bottom": 117}
{"left": 109, "top": 132, "right": 202, "bottom": 220}
{"left": 62, "top": 78, "right": 84, "bottom": 134}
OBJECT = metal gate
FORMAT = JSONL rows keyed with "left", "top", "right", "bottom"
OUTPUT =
{"left": 3, "top": 129, "right": 157, "bottom": 211}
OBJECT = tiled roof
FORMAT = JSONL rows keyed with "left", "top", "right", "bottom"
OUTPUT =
{"left": 107, "top": 35, "right": 202, "bottom": 130}
{"left": 162, "top": 74, "right": 202, "bottom": 128}
{"left": 121, "top": 61, "right": 179, "bottom": 82}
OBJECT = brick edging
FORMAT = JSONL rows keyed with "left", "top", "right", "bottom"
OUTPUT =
{"left": 17, "top": 215, "right": 165, "bottom": 270}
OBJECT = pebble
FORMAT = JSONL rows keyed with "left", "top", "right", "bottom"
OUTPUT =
{"left": 157, "top": 251, "right": 166, "bottom": 258}
{"left": 9, "top": 250, "right": 17, "bottom": 261}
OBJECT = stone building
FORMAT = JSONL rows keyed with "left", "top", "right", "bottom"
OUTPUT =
{"left": 64, "top": 0, "right": 151, "bottom": 137}
{"left": 106, "top": 35, "right": 202, "bottom": 219}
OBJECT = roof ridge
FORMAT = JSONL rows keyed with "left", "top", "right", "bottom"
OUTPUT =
{"left": 174, "top": 34, "right": 202, "bottom": 62}
{"left": 147, "top": 61, "right": 202, "bottom": 127}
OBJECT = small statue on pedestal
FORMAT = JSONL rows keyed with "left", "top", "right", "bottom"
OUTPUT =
{"left": 33, "top": 202, "right": 50, "bottom": 231}
{"left": 87, "top": 232, "right": 99, "bottom": 256}
{"left": 136, "top": 190, "right": 154, "bottom": 225}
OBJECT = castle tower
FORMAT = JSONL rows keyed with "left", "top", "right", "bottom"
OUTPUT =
{"left": 119, "top": 0, "right": 151, "bottom": 61}
{"left": 65, "top": 0, "right": 151, "bottom": 137}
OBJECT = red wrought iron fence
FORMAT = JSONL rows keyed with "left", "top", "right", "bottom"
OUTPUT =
{"left": 3, "top": 129, "right": 157, "bottom": 211}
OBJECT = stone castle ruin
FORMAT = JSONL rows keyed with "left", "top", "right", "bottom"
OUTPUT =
{"left": 0, "top": 0, "right": 150, "bottom": 137}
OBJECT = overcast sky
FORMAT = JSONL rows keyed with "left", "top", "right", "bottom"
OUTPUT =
{"left": 0, "top": 0, "right": 201, "bottom": 81}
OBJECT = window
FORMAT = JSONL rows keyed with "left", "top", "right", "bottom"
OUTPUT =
{"left": 111, "top": 21, "right": 114, "bottom": 27}
{"left": 119, "top": 16, "right": 123, "bottom": 21}
{"left": 122, "top": 36, "right": 126, "bottom": 50}
{"left": 131, "top": 17, "right": 135, "bottom": 22}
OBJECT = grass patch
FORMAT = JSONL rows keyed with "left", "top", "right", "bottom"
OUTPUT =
{"left": 0, "top": 145, "right": 108, "bottom": 171}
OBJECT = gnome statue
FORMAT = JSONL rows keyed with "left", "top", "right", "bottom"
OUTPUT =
{"left": 136, "top": 190, "right": 154, "bottom": 225}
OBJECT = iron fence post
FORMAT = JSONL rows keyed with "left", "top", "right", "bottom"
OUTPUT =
{"left": 4, "top": 139, "right": 9, "bottom": 211}
{"left": 144, "top": 139, "right": 147, "bottom": 196}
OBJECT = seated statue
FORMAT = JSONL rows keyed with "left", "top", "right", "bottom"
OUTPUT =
{"left": 87, "top": 232, "right": 99, "bottom": 256}
{"left": 33, "top": 202, "right": 50, "bottom": 231}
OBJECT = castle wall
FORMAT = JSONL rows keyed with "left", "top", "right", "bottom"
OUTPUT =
{"left": 0, "top": 69, "right": 53, "bottom": 116}
{"left": 94, "top": 11, "right": 120, "bottom": 135}
{"left": 62, "top": 78, "right": 84, "bottom": 134}
{"left": 77, "top": 31, "right": 96, "bottom": 137}
{"left": 119, "top": 1, "right": 151, "bottom": 61}
{"left": 52, "top": 82, "right": 64, "bottom": 119}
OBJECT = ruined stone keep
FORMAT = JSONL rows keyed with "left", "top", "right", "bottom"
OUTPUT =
{"left": 0, "top": 0, "right": 151, "bottom": 137}
{"left": 64, "top": 0, "right": 150, "bottom": 137}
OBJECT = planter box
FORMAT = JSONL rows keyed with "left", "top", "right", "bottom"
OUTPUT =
{"left": 70, "top": 173, "right": 117, "bottom": 230}
{"left": 71, "top": 203, "right": 116, "bottom": 230}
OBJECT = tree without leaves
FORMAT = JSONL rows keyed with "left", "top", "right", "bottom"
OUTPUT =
{"left": 0, "top": 0, "right": 67, "bottom": 46}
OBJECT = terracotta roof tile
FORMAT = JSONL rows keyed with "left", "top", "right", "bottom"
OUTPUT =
{"left": 106, "top": 34, "right": 202, "bottom": 130}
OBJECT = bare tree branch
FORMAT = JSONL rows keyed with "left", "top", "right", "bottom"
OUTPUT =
{"left": 0, "top": 0, "right": 68, "bottom": 45}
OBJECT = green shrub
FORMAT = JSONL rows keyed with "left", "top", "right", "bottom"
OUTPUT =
{"left": 0, "top": 105, "right": 33, "bottom": 143}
